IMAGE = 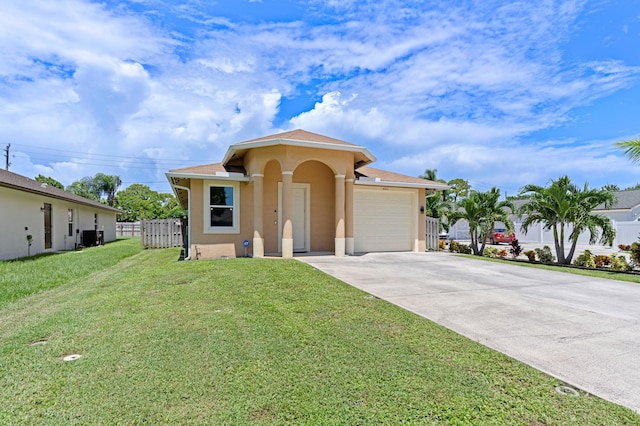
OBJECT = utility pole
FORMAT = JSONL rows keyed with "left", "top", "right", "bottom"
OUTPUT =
{"left": 3, "top": 143, "right": 10, "bottom": 171}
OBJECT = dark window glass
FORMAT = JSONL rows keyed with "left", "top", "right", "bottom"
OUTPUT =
{"left": 68, "top": 223, "right": 73, "bottom": 237}
{"left": 210, "top": 207, "right": 233, "bottom": 227}
{"left": 210, "top": 187, "right": 233, "bottom": 206}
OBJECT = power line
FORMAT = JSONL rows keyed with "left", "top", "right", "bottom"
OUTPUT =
{"left": 13, "top": 153, "right": 190, "bottom": 171}
{"left": 11, "top": 142, "right": 211, "bottom": 165}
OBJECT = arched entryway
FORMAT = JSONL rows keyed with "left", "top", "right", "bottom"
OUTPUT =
{"left": 292, "top": 160, "right": 335, "bottom": 253}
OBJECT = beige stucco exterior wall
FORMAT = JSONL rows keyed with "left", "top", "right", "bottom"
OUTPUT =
{"left": 262, "top": 160, "right": 281, "bottom": 254}
{"left": 188, "top": 178, "right": 255, "bottom": 258}
{"left": 418, "top": 188, "right": 427, "bottom": 252}
{"left": 0, "top": 186, "right": 117, "bottom": 260}
{"left": 182, "top": 144, "right": 426, "bottom": 259}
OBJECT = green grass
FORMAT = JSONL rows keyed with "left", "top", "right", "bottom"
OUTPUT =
{"left": 468, "top": 254, "right": 640, "bottom": 284}
{"left": 1, "top": 249, "right": 639, "bottom": 425}
{"left": 0, "top": 238, "right": 143, "bottom": 309}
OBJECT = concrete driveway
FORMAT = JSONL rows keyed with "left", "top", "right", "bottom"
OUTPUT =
{"left": 299, "top": 251, "right": 640, "bottom": 413}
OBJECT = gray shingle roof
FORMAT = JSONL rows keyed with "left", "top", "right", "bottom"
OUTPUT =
{"left": 0, "top": 169, "right": 121, "bottom": 213}
{"left": 508, "top": 189, "right": 640, "bottom": 213}
{"left": 595, "top": 189, "right": 640, "bottom": 211}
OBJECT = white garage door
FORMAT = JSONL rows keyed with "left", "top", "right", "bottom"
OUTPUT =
{"left": 354, "top": 188, "right": 414, "bottom": 253}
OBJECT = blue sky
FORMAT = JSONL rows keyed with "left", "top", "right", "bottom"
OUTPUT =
{"left": 1, "top": 0, "right": 639, "bottom": 195}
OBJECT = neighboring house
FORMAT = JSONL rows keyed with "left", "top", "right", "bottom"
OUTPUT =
{"left": 166, "top": 129, "right": 447, "bottom": 259}
{"left": 0, "top": 169, "right": 121, "bottom": 260}
{"left": 593, "top": 189, "right": 640, "bottom": 222}
{"left": 508, "top": 189, "right": 640, "bottom": 223}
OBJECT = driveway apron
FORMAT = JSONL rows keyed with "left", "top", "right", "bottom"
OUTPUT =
{"left": 300, "top": 251, "right": 640, "bottom": 413}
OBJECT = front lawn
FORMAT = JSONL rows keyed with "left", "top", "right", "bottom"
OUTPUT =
{"left": 0, "top": 237, "right": 143, "bottom": 309}
{"left": 1, "top": 248, "right": 638, "bottom": 424}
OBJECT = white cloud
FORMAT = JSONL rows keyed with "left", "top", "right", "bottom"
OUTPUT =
{"left": 0, "top": 0, "right": 639, "bottom": 193}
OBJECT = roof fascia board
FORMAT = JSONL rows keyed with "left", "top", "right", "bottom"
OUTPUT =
{"left": 222, "top": 138, "right": 377, "bottom": 165}
{"left": 166, "top": 172, "right": 250, "bottom": 182}
{"left": 355, "top": 180, "right": 449, "bottom": 190}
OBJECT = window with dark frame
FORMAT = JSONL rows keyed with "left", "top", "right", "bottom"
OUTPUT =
{"left": 209, "top": 186, "right": 234, "bottom": 228}
{"left": 68, "top": 209, "right": 73, "bottom": 237}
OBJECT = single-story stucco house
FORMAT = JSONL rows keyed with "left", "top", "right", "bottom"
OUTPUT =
{"left": 166, "top": 129, "right": 447, "bottom": 259}
{"left": 592, "top": 189, "right": 640, "bottom": 222}
{"left": 0, "top": 169, "right": 121, "bottom": 261}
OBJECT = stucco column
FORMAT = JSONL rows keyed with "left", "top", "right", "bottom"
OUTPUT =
{"left": 252, "top": 174, "right": 264, "bottom": 258}
{"left": 281, "top": 171, "right": 294, "bottom": 258}
{"left": 335, "top": 174, "right": 346, "bottom": 256}
{"left": 345, "top": 178, "right": 354, "bottom": 255}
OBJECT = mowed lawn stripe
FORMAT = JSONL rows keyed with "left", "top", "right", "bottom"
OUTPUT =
{"left": 1, "top": 248, "right": 638, "bottom": 425}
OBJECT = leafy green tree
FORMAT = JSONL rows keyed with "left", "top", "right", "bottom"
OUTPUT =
{"left": 115, "top": 184, "right": 185, "bottom": 222}
{"left": 66, "top": 180, "right": 99, "bottom": 201}
{"left": 601, "top": 184, "right": 620, "bottom": 192}
{"left": 519, "top": 176, "right": 615, "bottom": 265}
{"left": 66, "top": 173, "right": 121, "bottom": 205}
{"left": 447, "top": 178, "right": 470, "bottom": 201}
{"left": 34, "top": 174, "right": 64, "bottom": 190}
{"left": 448, "top": 188, "right": 514, "bottom": 256}
{"left": 420, "top": 169, "right": 450, "bottom": 231}
{"left": 93, "top": 173, "right": 122, "bottom": 207}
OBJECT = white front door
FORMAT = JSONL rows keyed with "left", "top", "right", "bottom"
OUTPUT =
{"left": 278, "top": 183, "right": 310, "bottom": 253}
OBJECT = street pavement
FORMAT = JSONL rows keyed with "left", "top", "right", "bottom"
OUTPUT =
{"left": 299, "top": 251, "right": 640, "bottom": 413}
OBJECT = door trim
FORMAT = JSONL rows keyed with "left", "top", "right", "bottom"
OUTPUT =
{"left": 277, "top": 182, "right": 310, "bottom": 253}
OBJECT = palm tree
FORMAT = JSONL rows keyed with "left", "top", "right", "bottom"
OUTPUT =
{"left": 421, "top": 168, "right": 451, "bottom": 231}
{"left": 519, "top": 176, "right": 615, "bottom": 265}
{"left": 93, "top": 173, "right": 122, "bottom": 207}
{"left": 615, "top": 138, "right": 640, "bottom": 162}
{"left": 448, "top": 187, "right": 514, "bottom": 255}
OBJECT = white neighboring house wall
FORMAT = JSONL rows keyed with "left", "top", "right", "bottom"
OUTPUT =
{"left": 448, "top": 218, "right": 640, "bottom": 247}
{"left": 0, "top": 184, "right": 118, "bottom": 261}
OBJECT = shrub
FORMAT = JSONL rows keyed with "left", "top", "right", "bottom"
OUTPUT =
{"left": 574, "top": 250, "right": 595, "bottom": 268}
{"left": 610, "top": 253, "right": 631, "bottom": 272}
{"left": 483, "top": 246, "right": 497, "bottom": 258}
{"left": 448, "top": 240, "right": 472, "bottom": 254}
{"left": 497, "top": 248, "right": 508, "bottom": 258}
{"left": 534, "top": 246, "right": 555, "bottom": 264}
{"left": 523, "top": 250, "right": 536, "bottom": 262}
{"left": 630, "top": 242, "right": 640, "bottom": 268}
{"left": 509, "top": 239, "right": 523, "bottom": 259}
{"left": 618, "top": 244, "right": 631, "bottom": 251}
{"left": 457, "top": 243, "right": 472, "bottom": 254}
{"left": 439, "top": 239, "right": 446, "bottom": 250}
{"left": 593, "top": 255, "right": 611, "bottom": 268}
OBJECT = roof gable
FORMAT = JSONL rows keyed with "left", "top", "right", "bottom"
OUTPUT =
{"left": 237, "top": 129, "right": 358, "bottom": 147}
{"left": 222, "top": 128, "right": 376, "bottom": 168}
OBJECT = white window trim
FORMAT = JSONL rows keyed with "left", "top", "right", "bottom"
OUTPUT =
{"left": 204, "top": 180, "right": 240, "bottom": 234}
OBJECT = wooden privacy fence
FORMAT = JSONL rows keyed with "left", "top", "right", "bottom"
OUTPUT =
{"left": 116, "top": 222, "right": 141, "bottom": 237}
{"left": 141, "top": 219, "right": 183, "bottom": 249}
{"left": 425, "top": 216, "right": 440, "bottom": 250}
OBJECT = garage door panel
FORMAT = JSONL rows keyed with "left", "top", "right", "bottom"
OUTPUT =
{"left": 354, "top": 189, "right": 413, "bottom": 252}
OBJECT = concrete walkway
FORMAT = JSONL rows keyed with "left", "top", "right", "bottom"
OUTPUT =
{"left": 299, "top": 251, "right": 640, "bottom": 413}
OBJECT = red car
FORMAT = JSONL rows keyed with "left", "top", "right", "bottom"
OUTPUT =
{"left": 487, "top": 229, "right": 516, "bottom": 245}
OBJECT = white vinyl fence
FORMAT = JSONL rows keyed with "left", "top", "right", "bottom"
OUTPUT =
{"left": 448, "top": 219, "right": 640, "bottom": 247}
